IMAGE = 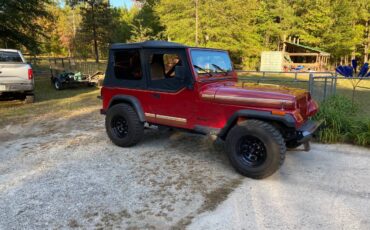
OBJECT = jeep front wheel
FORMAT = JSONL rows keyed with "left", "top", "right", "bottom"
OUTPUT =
{"left": 105, "top": 104, "right": 144, "bottom": 147}
{"left": 225, "top": 120, "right": 286, "bottom": 179}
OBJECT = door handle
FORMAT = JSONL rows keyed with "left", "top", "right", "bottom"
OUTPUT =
{"left": 152, "top": 93, "right": 160, "bottom": 99}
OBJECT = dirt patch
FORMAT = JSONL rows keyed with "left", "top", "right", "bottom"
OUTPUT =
{"left": 68, "top": 219, "right": 81, "bottom": 228}
{"left": 174, "top": 178, "right": 242, "bottom": 227}
{"left": 200, "top": 178, "right": 242, "bottom": 212}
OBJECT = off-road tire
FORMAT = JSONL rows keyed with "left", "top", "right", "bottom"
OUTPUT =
{"left": 24, "top": 95, "right": 35, "bottom": 104}
{"left": 105, "top": 103, "right": 144, "bottom": 147}
{"left": 286, "top": 140, "right": 302, "bottom": 150}
{"left": 225, "top": 119, "right": 286, "bottom": 179}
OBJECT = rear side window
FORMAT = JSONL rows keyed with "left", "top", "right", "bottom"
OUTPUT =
{"left": 114, "top": 50, "right": 142, "bottom": 80}
{"left": 0, "top": 51, "right": 23, "bottom": 63}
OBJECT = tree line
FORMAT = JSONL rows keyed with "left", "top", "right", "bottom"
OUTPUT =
{"left": 0, "top": 0, "right": 369, "bottom": 68}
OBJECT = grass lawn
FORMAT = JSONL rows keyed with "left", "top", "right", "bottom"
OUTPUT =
{"left": 0, "top": 75, "right": 101, "bottom": 127}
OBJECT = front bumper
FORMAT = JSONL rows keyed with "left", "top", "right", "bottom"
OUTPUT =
{"left": 0, "top": 83, "right": 34, "bottom": 93}
{"left": 296, "top": 120, "right": 322, "bottom": 143}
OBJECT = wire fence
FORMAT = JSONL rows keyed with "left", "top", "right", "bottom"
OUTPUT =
{"left": 237, "top": 70, "right": 370, "bottom": 113}
{"left": 25, "top": 56, "right": 107, "bottom": 77}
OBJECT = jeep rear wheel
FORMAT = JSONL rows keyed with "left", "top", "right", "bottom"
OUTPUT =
{"left": 226, "top": 120, "right": 286, "bottom": 179}
{"left": 106, "top": 104, "right": 144, "bottom": 147}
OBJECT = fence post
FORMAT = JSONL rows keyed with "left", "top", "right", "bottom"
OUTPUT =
{"left": 323, "top": 77, "right": 328, "bottom": 100}
{"left": 329, "top": 74, "right": 333, "bottom": 96}
{"left": 308, "top": 73, "right": 314, "bottom": 95}
{"left": 333, "top": 72, "right": 337, "bottom": 95}
{"left": 294, "top": 72, "right": 297, "bottom": 81}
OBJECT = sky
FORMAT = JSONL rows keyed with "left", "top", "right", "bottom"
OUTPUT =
{"left": 110, "top": 0, "right": 133, "bottom": 8}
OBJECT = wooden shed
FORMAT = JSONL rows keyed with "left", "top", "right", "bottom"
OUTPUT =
{"left": 283, "top": 41, "right": 330, "bottom": 71}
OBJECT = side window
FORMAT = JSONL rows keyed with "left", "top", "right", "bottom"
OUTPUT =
{"left": 114, "top": 50, "right": 142, "bottom": 80}
{"left": 149, "top": 53, "right": 182, "bottom": 81}
{"left": 164, "top": 54, "right": 181, "bottom": 78}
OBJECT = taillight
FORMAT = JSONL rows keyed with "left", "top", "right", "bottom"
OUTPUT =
{"left": 28, "top": 68, "right": 33, "bottom": 80}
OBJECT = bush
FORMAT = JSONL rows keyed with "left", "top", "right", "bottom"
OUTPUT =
{"left": 347, "top": 120, "right": 370, "bottom": 146}
{"left": 314, "top": 95, "right": 370, "bottom": 146}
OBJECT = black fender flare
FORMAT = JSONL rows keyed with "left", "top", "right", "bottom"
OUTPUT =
{"left": 108, "top": 95, "right": 146, "bottom": 122}
{"left": 218, "top": 109, "right": 296, "bottom": 139}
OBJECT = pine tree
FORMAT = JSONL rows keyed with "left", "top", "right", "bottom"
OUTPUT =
{"left": 67, "top": 0, "right": 116, "bottom": 62}
{"left": 155, "top": 0, "right": 263, "bottom": 68}
{"left": 0, "top": 0, "right": 52, "bottom": 53}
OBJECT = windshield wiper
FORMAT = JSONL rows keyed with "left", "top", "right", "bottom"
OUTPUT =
{"left": 193, "top": 65, "right": 213, "bottom": 77}
{"left": 211, "top": 64, "right": 228, "bottom": 76}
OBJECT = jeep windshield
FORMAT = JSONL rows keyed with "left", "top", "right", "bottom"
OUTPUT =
{"left": 190, "top": 49, "right": 232, "bottom": 77}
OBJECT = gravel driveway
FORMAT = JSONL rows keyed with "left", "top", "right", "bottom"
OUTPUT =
{"left": 1, "top": 107, "right": 369, "bottom": 229}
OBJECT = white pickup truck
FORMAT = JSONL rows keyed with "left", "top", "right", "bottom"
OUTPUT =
{"left": 0, "top": 49, "right": 35, "bottom": 103}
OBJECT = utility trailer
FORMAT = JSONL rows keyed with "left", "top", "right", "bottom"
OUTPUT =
{"left": 49, "top": 58, "right": 104, "bottom": 90}
{"left": 50, "top": 69, "right": 103, "bottom": 90}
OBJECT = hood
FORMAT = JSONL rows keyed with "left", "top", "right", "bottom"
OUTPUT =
{"left": 201, "top": 81, "right": 308, "bottom": 110}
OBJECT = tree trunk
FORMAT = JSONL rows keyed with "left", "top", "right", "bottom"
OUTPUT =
{"left": 264, "top": 34, "right": 270, "bottom": 47}
{"left": 91, "top": 3, "right": 99, "bottom": 63}
{"left": 365, "top": 20, "right": 369, "bottom": 63}
{"left": 282, "top": 34, "right": 287, "bottom": 52}
{"left": 195, "top": 0, "right": 199, "bottom": 46}
{"left": 344, "top": 55, "right": 349, "bottom": 65}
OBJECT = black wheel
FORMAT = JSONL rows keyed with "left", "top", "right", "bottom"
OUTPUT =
{"left": 24, "top": 95, "right": 35, "bottom": 104}
{"left": 105, "top": 104, "right": 144, "bottom": 147}
{"left": 225, "top": 120, "right": 286, "bottom": 179}
{"left": 286, "top": 140, "right": 302, "bottom": 149}
{"left": 54, "top": 79, "right": 63, "bottom": 90}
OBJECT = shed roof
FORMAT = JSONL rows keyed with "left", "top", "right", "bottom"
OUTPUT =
{"left": 285, "top": 42, "right": 330, "bottom": 56}
{"left": 110, "top": 40, "right": 188, "bottom": 49}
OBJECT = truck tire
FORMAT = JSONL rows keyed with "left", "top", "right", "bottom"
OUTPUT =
{"left": 225, "top": 119, "right": 286, "bottom": 179}
{"left": 105, "top": 103, "right": 144, "bottom": 147}
{"left": 24, "top": 95, "right": 35, "bottom": 104}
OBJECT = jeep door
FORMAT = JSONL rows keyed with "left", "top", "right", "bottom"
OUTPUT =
{"left": 143, "top": 48, "right": 196, "bottom": 128}
{"left": 103, "top": 48, "right": 153, "bottom": 113}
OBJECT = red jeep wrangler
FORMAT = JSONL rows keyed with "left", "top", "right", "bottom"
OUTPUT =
{"left": 101, "top": 41, "right": 320, "bottom": 179}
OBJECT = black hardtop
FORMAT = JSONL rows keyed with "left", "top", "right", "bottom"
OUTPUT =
{"left": 110, "top": 40, "right": 189, "bottom": 50}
